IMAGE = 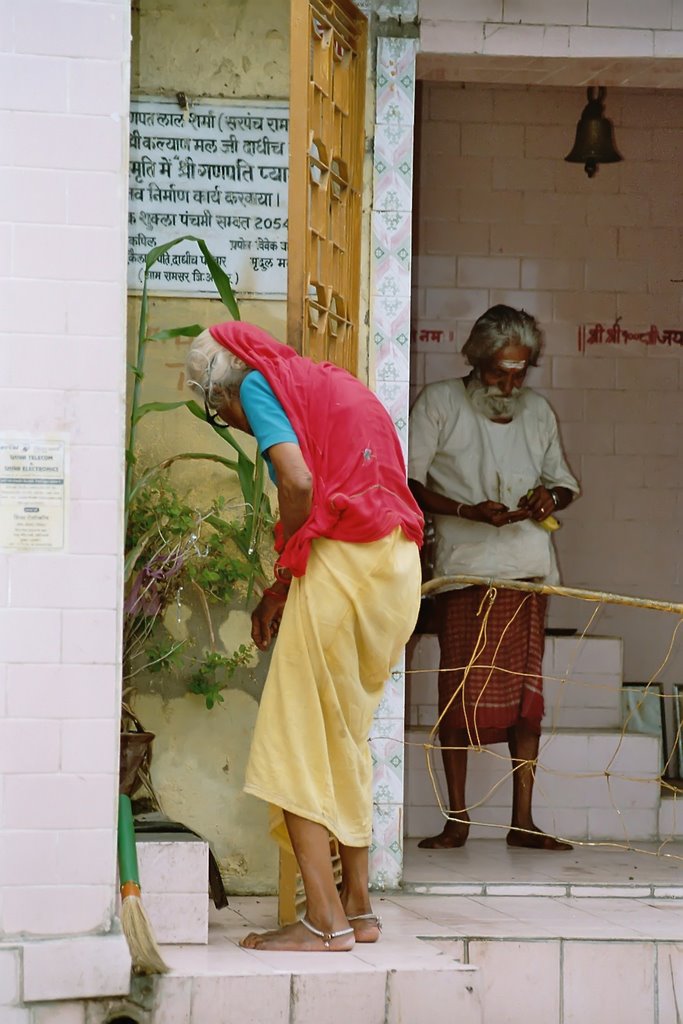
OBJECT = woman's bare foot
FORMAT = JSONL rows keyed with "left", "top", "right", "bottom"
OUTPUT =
{"left": 240, "top": 918, "right": 355, "bottom": 952}
{"left": 339, "top": 883, "right": 382, "bottom": 943}
{"left": 417, "top": 816, "right": 470, "bottom": 849}
{"left": 346, "top": 913, "right": 382, "bottom": 943}
{"left": 506, "top": 827, "right": 572, "bottom": 851}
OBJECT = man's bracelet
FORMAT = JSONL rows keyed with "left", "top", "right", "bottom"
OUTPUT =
{"left": 549, "top": 488, "right": 560, "bottom": 509}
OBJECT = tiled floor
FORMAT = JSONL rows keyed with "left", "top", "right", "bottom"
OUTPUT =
{"left": 402, "top": 836, "right": 683, "bottom": 897}
{"left": 155, "top": 839, "right": 683, "bottom": 975}
{"left": 149, "top": 840, "right": 683, "bottom": 1023}
{"left": 155, "top": 896, "right": 483, "bottom": 1024}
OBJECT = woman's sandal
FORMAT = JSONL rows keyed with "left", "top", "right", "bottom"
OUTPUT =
{"left": 300, "top": 916, "right": 355, "bottom": 950}
{"left": 346, "top": 913, "right": 383, "bottom": 942}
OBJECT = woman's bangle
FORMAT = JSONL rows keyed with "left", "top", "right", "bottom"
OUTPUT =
{"left": 263, "top": 586, "right": 288, "bottom": 601}
{"left": 549, "top": 488, "right": 560, "bottom": 509}
{"left": 455, "top": 502, "right": 463, "bottom": 517}
{"left": 274, "top": 562, "right": 293, "bottom": 585}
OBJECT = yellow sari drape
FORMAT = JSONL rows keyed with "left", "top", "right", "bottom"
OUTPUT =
{"left": 244, "top": 528, "right": 421, "bottom": 848}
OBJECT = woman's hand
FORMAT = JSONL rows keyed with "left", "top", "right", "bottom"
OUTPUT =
{"left": 518, "top": 486, "right": 556, "bottom": 522}
{"left": 466, "top": 500, "right": 530, "bottom": 529}
{"left": 251, "top": 587, "right": 287, "bottom": 651}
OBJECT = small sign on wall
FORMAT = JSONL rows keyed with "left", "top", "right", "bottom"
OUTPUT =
{"left": 128, "top": 97, "right": 289, "bottom": 298}
{"left": 411, "top": 324, "right": 458, "bottom": 349}
{"left": 0, "top": 436, "right": 68, "bottom": 552}
{"left": 578, "top": 322, "right": 683, "bottom": 351}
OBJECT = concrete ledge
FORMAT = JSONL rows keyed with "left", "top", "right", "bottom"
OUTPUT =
{"left": 22, "top": 932, "right": 131, "bottom": 1003}
{"left": 136, "top": 833, "right": 209, "bottom": 944}
{"left": 387, "top": 963, "right": 481, "bottom": 1024}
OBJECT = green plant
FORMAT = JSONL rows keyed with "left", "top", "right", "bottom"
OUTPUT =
{"left": 123, "top": 475, "right": 273, "bottom": 707}
{"left": 122, "top": 236, "right": 275, "bottom": 725}
{"left": 125, "top": 235, "right": 271, "bottom": 586}
{"left": 188, "top": 647, "right": 256, "bottom": 710}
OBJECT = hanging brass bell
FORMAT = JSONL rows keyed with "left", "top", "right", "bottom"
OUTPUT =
{"left": 565, "top": 86, "right": 623, "bottom": 178}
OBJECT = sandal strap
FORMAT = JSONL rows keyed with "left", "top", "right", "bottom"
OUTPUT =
{"left": 300, "top": 916, "right": 354, "bottom": 949}
{"left": 347, "top": 913, "right": 383, "bottom": 931}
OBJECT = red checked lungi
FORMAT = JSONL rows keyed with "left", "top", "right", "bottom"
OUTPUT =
{"left": 435, "top": 585, "right": 547, "bottom": 746}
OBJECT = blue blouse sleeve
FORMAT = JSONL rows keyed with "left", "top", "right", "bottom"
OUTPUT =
{"left": 239, "top": 371, "right": 299, "bottom": 483}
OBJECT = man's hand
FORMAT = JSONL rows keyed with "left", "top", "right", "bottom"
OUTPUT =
{"left": 251, "top": 588, "right": 287, "bottom": 651}
{"left": 518, "top": 486, "right": 556, "bottom": 522}
{"left": 468, "top": 500, "right": 530, "bottom": 528}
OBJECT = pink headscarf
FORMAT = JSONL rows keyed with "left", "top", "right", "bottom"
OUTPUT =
{"left": 209, "top": 322, "right": 423, "bottom": 576}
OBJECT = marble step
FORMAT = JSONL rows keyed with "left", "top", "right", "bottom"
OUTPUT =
{"left": 405, "top": 726, "right": 661, "bottom": 842}
{"left": 150, "top": 899, "right": 483, "bottom": 1024}
{"left": 135, "top": 832, "right": 209, "bottom": 944}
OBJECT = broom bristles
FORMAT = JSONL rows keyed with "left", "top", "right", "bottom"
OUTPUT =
{"left": 121, "top": 893, "right": 169, "bottom": 975}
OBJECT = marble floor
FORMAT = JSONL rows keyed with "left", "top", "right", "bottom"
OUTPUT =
{"left": 158, "top": 838, "right": 683, "bottom": 970}
{"left": 150, "top": 841, "right": 683, "bottom": 1023}
{"left": 402, "top": 836, "right": 683, "bottom": 896}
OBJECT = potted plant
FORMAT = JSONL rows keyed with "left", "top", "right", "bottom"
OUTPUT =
{"left": 121, "top": 235, "right": 274, "bottom": 802}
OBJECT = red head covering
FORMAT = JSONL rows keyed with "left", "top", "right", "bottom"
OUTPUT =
{"left": 209, "top": 322, "right": 423, "bottom": 576}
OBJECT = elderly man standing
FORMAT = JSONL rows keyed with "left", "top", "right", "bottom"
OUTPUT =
{"left": 408, "top": 304, "right": 579, "bottom": 851}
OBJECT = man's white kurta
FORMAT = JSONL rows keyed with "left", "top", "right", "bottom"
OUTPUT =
{"left": 408, "top": 380, "right": 579, "bottom": 584}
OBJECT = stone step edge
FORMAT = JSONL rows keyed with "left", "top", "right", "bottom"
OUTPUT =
{"left": 403, "top": 881, "right": 683, "bottom": 899}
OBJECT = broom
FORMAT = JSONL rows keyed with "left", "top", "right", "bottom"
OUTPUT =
{"left": 117, "top": 793, "right": 169, "bottom": 975}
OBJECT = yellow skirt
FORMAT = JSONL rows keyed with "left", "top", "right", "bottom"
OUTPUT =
{"left": 244, "top": 527, "right": 421, "bottom": 849}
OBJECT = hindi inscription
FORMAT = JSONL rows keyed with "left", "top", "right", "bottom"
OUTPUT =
{"left": 578, "top": 321, "right": 683, "bottom": 351}
{"left": 128, "top": 98, "right": 289, "bottom": 297}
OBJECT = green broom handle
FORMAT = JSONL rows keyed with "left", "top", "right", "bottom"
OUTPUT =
{"left": 117, "top": 794, "right": 140, "bottom": 887}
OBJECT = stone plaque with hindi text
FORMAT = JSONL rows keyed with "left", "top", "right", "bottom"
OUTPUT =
{"left": 128, "top": 98, "right": 289, "bottom": 298}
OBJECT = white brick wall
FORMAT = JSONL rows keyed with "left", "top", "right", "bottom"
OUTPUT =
{"left": 420, "top": 0, "right": 683, "bottom": 57}
{"left": 412, "top": 83, "right": 683, "bottom": 694}
{"left": 0, "top": 0, "right": 131, "bottom": 1000}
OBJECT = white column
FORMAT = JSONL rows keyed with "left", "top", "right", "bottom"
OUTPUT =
{"left": 0, "top": 0, "right": 132, "bottom": 1006}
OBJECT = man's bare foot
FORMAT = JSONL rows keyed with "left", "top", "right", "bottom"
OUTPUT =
{"left": 418, "top": 818, "right": 470, "bottom": 849}
{"left": 346, "top": 913, "right": 382, "bottom": 943}
{"left": 240, "top": 918, "right": 355, "bottom": 952}
{"left": 506, "top": 828, "right": 573, "bottom": 851}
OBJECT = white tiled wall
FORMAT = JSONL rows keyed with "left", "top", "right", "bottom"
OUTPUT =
{"left": 407, "top": 634, "right": 625, "bottom": 731}
{"left": 419, "top": 1, "right": 683, "bottom": 57}
{"left": 405, "top": 725, "right": 662, "bottom": 841}
{"left": 467, "top": 938, "right": 659, "bottom": 1024}
{"left": 0, "top": 0, "right": 131, "bottom": 1009}
{"left": 411, "top": 82, "right": 683, "bottom": 697}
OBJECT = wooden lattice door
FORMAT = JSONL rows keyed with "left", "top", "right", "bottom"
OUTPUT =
{"left": 287, "top": 0, "right": 368, "bottom": 375}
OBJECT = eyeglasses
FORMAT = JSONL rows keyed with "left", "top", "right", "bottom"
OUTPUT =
{"left": 203, "top": 399, "right": 231, "bottom": 431}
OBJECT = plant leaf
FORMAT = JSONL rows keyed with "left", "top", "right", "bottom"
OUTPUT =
{"left": 158, "top": 452, "right": 239, "bottom": 473}
{"left": 133, "top": 400, "right": 190, "bottom": 425}
{"left": 128, "top": 452, "right": 240, "bottom": 504}
{"left": 183, "top": 400, "right": 251, "bottom": 459}
{"left": 236, "top": 451, "right": 255, "bottom": 508}
{"left": 144, "top": 235, "right": 240, "bottom": 321}
{"left": 148, "top": 324, "right": 205, "bottom": 341}
{"left": 123, "top": 524, "right": 158, "bottom": 582}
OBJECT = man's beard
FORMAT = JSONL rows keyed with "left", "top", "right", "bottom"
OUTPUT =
{"left": 466, "top": 376, "right": 523, "bottom": 420}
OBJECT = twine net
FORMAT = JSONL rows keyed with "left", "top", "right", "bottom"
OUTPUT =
{"left": 405, "top": 575, "right": 683, "bottom": 862}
